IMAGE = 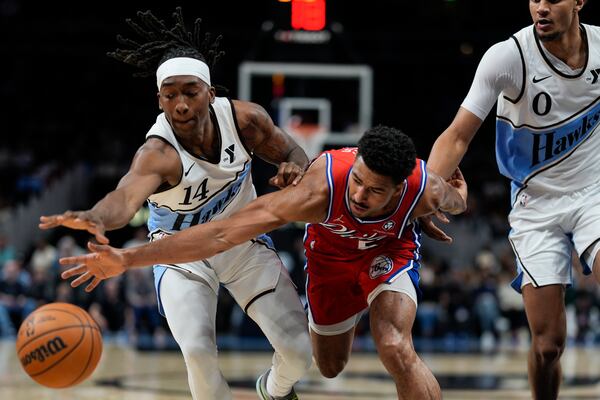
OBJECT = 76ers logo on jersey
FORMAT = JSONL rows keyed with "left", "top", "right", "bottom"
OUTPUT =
{"left": 382, "top": 221, "right": 395, "bottom": 231}
{"left": 369, "top": 255, "right": 393, "bottom": 279}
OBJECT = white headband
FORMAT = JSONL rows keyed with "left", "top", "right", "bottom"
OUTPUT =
{"left": 156, "top": 57, "right": 211, "bottom": 89}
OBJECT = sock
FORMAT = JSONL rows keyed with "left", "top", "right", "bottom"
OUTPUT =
{"left": 267, "top": 368, "right": 290, "bottom": 398}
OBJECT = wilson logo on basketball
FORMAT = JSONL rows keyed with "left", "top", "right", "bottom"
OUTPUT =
{"left": 20, "top": 336, "right": 68, "bottom": 366}
{"left": 25, "top": 319, "right": 35, "bottom": 337}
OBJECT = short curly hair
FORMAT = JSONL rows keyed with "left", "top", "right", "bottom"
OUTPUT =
{"left": 357, "top": 125, "right": 416, "bottom": 184}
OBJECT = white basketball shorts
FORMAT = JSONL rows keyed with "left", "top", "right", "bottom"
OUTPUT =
{"left": 509, "top": 181, "right": 600, "bottom": 292}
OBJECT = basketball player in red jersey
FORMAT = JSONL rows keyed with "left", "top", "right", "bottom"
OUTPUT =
{"left": 60, "top": 125, "right": 467, "bottom": 399}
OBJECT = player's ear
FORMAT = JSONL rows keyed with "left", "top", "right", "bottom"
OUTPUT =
{"left": 209, "top": 86, "right": 216, "bottom": 104}
{"left": 157, "top": 92, "right": 163, "bottom": 110}
{"left": 393, "top": 181, "right": 405, "bottom": 197}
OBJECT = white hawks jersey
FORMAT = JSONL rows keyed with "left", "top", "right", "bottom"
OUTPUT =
{"left": 496, "top": 24, "right": 600, "bottom": 203}
{"left": 145, "top": 97, "right": 284, "bottom": 310}
{"left": 146, "top": 96, "right": 256, "bottom": 234}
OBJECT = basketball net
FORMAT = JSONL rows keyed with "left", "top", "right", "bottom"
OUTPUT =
{"left": 286, "top": 117, "right": 327, "bottom": 159}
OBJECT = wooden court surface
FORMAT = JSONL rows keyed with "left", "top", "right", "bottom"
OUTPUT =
{"left": 2, "top": 341, "right": 600, "bottom": 399}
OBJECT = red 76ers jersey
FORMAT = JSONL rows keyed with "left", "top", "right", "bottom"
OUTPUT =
{"left": 304, "top": 148, "right": 427, "bottom": 260}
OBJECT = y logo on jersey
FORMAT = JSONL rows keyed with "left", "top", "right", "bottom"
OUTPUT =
{"left": 224, "top": 144, "right": 235, "bottom": 163}
{"left": 590, "top": 68, "right": 600, "bottom": 84}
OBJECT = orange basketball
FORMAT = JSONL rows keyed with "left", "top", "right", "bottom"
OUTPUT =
{"left": 15, "top": 302, "right": 103, "bottom": 388}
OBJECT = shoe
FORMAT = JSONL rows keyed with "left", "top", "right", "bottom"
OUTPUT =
{"left": 255, "top": 369, "right": 299, "bottom": 400}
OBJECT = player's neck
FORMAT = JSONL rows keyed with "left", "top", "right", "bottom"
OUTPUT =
{"left": 382, "top": 191, "right": 403, "bottom": 216}
{"left": 364, "top": 191, "right": 403, "bottom": 220}
{"left": 541, "top": 22, "right": 586, "bottom": 70}
{"left": 176, "top": 111, "right": 219, "bottom": 161}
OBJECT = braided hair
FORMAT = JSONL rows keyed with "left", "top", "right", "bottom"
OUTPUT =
{"left": 108, "top": 7, "right": 225, "bottom": 79}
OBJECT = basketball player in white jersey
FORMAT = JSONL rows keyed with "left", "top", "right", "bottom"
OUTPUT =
{"left": 425, "top": 1, "right": 600, "bottom": 398}
{"left": 39, "top": 9, "right": 310, "bottom": 400}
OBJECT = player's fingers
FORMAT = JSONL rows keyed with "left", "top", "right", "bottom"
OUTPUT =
{"left": 88, "top": 241, "right": 111, "bottom": 253}
{"left": 60, "top": 254, "right": 94, "bottom": 265}
{"left": 419, "top": 216, "right": 453, "bottom": 243}
{"left": 268, "top": 176, "right": 283, "bottom": 188}
{"left": 453, "top": 172, "right": 465, "bottom": 184}
{"left": 38, "top": 222, "right": 56, "bottom": 229}
{"left": 292, "top": 170, "right": 305, "bottom": 186}
{"left": 428, "top": 226, "right": 452, "bottom": 243}
{"left": 285, "top": 166, "right": 301, "bottom": 186}
{"left": 436, "top": 230, "right": 452, "bottom": 242}
{"left": 94, "top": 232, "right": 110, "bottom": 245}
{"left": 70, "top": 272, "right": 93, "bottom": 288}
{"left": 38, "top": 215, "right": 61, "bottom": 229}
{"left": 61, "top": 265, "right": 88, "bottom": 280}
{"left": 85, "top": 277, "right": 102, "bottom": 293}
{"left": 435, "top": 211, "right": 450, "bottom": 224}
{"left": 435, "top": 230, "right": 453, "bottom": 243}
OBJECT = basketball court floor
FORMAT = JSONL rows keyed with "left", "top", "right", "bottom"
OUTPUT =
{"left": 2, "top": 341, "right": 600, "bottom": 399}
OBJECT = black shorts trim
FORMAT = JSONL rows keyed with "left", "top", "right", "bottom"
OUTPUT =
{"left": 508, "top": 236, "right": 539, "bottom": 287}
{"left": 244, "top": 288, "right": 276, "bottom": 314}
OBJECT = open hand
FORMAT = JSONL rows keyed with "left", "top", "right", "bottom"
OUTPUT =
{"left": 39, "top": 211, "right": 109, "bottom": 244}
{"left": 59, "top": 242, "right": 127, "bottom": 292}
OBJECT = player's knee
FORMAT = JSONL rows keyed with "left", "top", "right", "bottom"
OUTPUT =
{"left": 531, "top": 335, "right": 565, "bottom": 364}
{"left": 375, "top": 333, "right": 416, "bottom": 372}
{"left": 313, "top": 345, "right": 349, "bottom": 378}
{"left": 315, "top": 357, "right": 347, "bottom": 379}
{"left": 180, "top": 342, "right": 218, "bottom": 369}
{"left": 269, "top": 315, "right": 313, "bottom": 371}
{"left": 291, "top": 349, "right": 313, "bottom": 376}
{"left": 281, "top": 335, "right": 313, "bottom": 374}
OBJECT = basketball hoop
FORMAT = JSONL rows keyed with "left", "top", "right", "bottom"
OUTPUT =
{"left": 287, "top": 118, "right": 327, "bottom": 159}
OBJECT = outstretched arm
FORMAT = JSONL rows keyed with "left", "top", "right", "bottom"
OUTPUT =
{"left": 423, "top": 39, "right": 520, "bottom": 239}
{"left": 233, "top": 100, "right": 309, "bottom": 188}
{"left": 39, "top": 139, "right": 179, "bottom": 243}
{"left": 419, "top": 109, "right": 479, "bottom": 243}
{"left": 60, "top": 157, "right": 329, "bottom": 292}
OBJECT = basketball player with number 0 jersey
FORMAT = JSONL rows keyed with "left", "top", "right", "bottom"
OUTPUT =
{"left": 426, "top": 1, "right": 600, "bottom": 398}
